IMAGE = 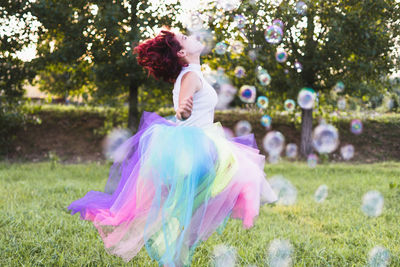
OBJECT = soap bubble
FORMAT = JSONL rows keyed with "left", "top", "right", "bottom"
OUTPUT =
{"left": 102, "top": 128, "right": 132, "bottom": 163}
{"left": 255, "top": 67, "right": 272, "bottom": 86}
{"left": 190, "top": 29, "right": 215, "bottom": 55}
{"left": 272, "top": 19, "right": 284, "bottom": 30}
{"left": 186, "top": 12, "right": 204, "bottom": 32}
{"left": 261, "top": 115, "right": 272, "bottom": 129}
{"left": 314, "top": 184, "right": 329, "bottom": 203}
{"left": 264, "top": 25, "right": 283, "bottom": 44}
{"left": 215, "top": 42, "right": 228, "bottom": 55}
{"left": 368, "top": 246, "right": 391, "bottom": 267}
{"left": 234, "top": 66, "right": 246, "bottom": 78}
{"left": 263, "top": 131, "right": 285, "bottom": 156}
{"left": 338, "top": 97, "right": 346, "bottom": 110}
{"left": 212, "top": 244, "right": 237, "bottom": 267}
{"left": 361, "top": 190, "right": 384, "bottom": 217}
{"left": 275, "top": 49, "right": 288, "bottom": 63}
{"left": 268, "top": 154, "right": 281, "bottom": 164}
{"left": 285, "top": 143, "right": 297, "bottom": 158}
{"left": 312, "top": 123, "right": 339, "bottom": 154}
{"left": 223, "top": 127, "right": 235, "bottom": 139}
{"left": 284, "top": 99, "right": 296, "bottom": 112}
{"left": 269, "top": 175, "right": 297, "bottom": 206}
{"left": 333, "top": 81, "right": 345, "bottom": 93}
{"left": 307, "top": 153, "right": 318, "bottom": 168}
{"left": 231, "top": 40, "right": 244, "bottom": 54}
{"left": 217, "top": 0, "right": 241, "bottom": 11}
{"left": 297, "top": 87, "right": 316, "bottom": 109}
{"left": 214, "top": 82, "right": 237, "bottom": 110}
{"left": 248, "top": 49, "right": 257, "bottom": 61}
{"left": 239, "top": 85, "right": 256, "bottom": 103}
{"left": 257, "top": 96, "right": 269, "bottom": 109}
{"left": 268, "top": 238, "right": 294, "bottom": 267}
{"left": 340, "top": 144, "right": 354, "bottom": 160}
{"left": 234, "top": 120, "right": 252, "bottom": 136}
{"left": 234, "top": 14, "right": 247, "bottom": 29}
{"left": 284, "top": 69, "right": 289, "bottom": 74}
{"left": 296, "top": 1, "right": 307, "bottom": 15}
{"left": 294, "top": 61, "right": 303, "bottom": 72}
{"left": 350, "top": 119, "right": 363, "bottom": 135}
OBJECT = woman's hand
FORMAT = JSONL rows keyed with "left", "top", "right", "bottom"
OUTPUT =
{"left": 176, "top": 96, "right": 193, "bottom": 120}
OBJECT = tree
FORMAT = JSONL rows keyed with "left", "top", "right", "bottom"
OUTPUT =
{"left": 0, "top": 2, "right": 36, "bottom": 104}
{"left": 198, "top": 0, "right": 399, "bottom": 157}
{"left": 29, "top": 0, "right": 184, "bottom": 131}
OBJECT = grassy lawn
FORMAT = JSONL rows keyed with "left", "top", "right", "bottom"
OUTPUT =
{"left": 0, "top": 161, "right": 399, "bottom": 266}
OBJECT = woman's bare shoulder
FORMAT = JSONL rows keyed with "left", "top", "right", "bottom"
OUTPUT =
{"left": 181, "top": 71, "right": 202, "bottom": 93}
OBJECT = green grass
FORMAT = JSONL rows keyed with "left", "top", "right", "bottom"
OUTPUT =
{"left": 0, "top": 161, "right": 399, "bottom": 266}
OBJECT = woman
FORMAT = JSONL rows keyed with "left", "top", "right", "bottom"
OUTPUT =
{"left": 67, "top": 29, "right": 278, "bottom": 267}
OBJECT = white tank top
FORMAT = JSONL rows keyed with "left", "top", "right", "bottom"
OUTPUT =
{"left": 172, "top": 63, "right": 218, "bottom": 129}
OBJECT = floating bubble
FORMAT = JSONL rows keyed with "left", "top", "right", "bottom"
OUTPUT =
{"left": 215, "top": 42, "right": 228, "bottom": 55}
{"left": 333, "top": 81, "right": 345, "bottom": 93}
{"left": 234, "top": 66, "right": 246, "bottom": 78}
{"left": 248, "top": 49, "right": 257, "bottom": 61}
{"left": 212, "top": 244, "right": 237, "bottom": 267}
{"left": 337, "top": 97, "right": 346, "bottom": 110}
{"left": 217, "top": 0, "right": 241, "bottom": 11}
{"left": 257, "top": 96, "right": 269, "bottom": 109}
{"left": 258, "top": 72, "right": 272, "bottom": 86}
{"left": 275, "top": 49, "right": 288, "bottom": 63}
{"left": 284, "top": 69, "right": 289, "bottom": 74}
{"left": 272, "top": 19, "right": 284, "bottom": 30}
{"left": 231, "top": 40, "right": 244, "bottom": 54}
{"left": 264, "top": 25, "right": 283, "bottom": 44}
{"left": 263, "top": 131, "right": 285, "bottom": 156}
{"left": 351, "top": 119, "right": 363, "bottom": 135}
{"left": 223, "top": 127, "right": 235, "bottom": 139}
{"left": 267, "top": 240, "right": 293, "bottom": 267}
{"left": 307, "top": 153, "right": 318, "bottom": 168}
{"left": 261, "top": 115, "right": 272, "bottom": 129}
{"left": 216, "top": 83, "right": 237, "bottom": 109}
{"left": 368, "top": 246, "right": 391, "bottom": 267}
{"left": 297, "top": 87, "right": 316, "bottom": 109}
{"left": 314, "top": 184, "right": 329, "bottom": 203}
{"left": 268, "top": 154, "right": 281, "bottom": 164}
{"left": 294, "top": 61, "right": 303, "bottom": 72}
{"left": 234, "top": 120, "right": 252, "bottom": 136}
{"left": 234, "top": 14, "right": 247, "bottom": 29}
{"left": 239, "top": 85, "right": 256, "bottom": 103}
{"left": 102, "top": 128, "right": 132, "bottom": 163}
{"left": 284, "top": 99, "right": 296, "bottom": 112}
{"left": 340, "top": 144, "right": 354, "bottom": 160}
{"left": 268, "top": 238, "right": 294, "bottom": 267}
{"left": 190, "top": 29, "right": 215, "bottom": 55}
{"left": 361, "top": 190, "right": 384, "bottom": 217}
{"left": 296, "top": 1, "right": 307, "bottom": 15}
{"left": 186, "top": 12, "right": 204, "bottom": 32}
{"left": 285, "top": 143, "right": 297, "bottom": 158}
{"left": 268, "top": 175, "right": 297, "bottom": 206}
{"left": 312, "top": 123, "right": 339, "bottom": 154}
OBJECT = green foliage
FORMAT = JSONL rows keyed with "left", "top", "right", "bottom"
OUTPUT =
{"left": 200, "top": 0, "right": 400, "bottom": 107}
{"left": 0, "top": 98, "right": 42, "bottom": 159}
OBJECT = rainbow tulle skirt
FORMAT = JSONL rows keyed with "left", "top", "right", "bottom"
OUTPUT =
{"left": 67, "top": 111, "right": 278, "bottom": 267}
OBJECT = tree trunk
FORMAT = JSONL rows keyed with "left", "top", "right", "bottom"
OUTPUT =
{"left": 128, "top": 78, "right": 139, "bottom": 133}
{"left": 300, "top": 108, "right": 313, "bottom": 157}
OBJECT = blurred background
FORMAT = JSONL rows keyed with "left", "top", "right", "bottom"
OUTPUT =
{"left": 1, "top": 0, "right": 399, "bottom": 163}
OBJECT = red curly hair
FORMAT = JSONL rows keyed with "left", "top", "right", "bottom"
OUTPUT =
{"left": 133, "top": 30, "right": 188, "bottom": 84}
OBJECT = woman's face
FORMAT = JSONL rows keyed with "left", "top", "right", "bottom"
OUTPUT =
{"left": 176, "top": 32, "right": 204, "bottom": 59}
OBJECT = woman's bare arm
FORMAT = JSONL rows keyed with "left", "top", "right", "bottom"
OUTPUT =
{"left": 176, "top": 72, "right": 202, "bottom": 120}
